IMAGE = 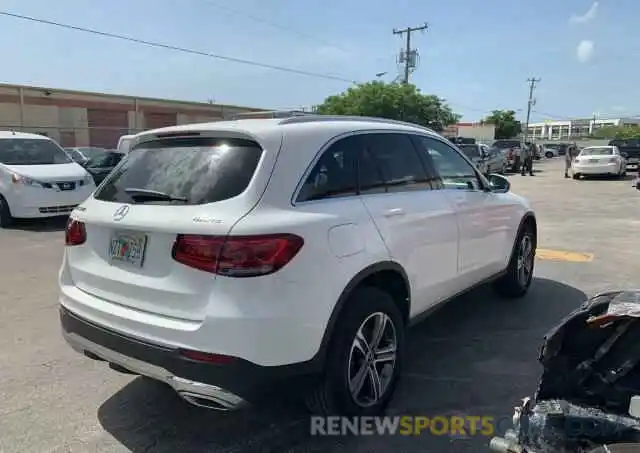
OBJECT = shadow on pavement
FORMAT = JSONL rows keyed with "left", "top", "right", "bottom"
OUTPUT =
{"left": 579, "top": 174, "right": 636, "bottom": 182}
{"left": 97, "top": 277, "right": 587, "bottom": 453}
{"left": 7, "top": 216, "right": 68, "bottom": 232}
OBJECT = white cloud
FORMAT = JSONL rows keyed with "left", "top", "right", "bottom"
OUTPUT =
{"left": 576, "top": 40, "right": 594, "bottom": 62}
{"left": 569, "top": 1, "right": 599, "bottom": 24}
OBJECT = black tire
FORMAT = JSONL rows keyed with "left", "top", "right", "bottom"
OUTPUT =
{"left": 0, "top": 194, "right": 14, "bottom": 228}
{"left": 545, "top": 151, "right": 553, "bottom": 158}
{"left": 572, "top": 173, "right": 580, "bottom": 180}
{"left": 493, "top": 224, "right": 535, "bottom": 298}
{"left": 305, "top": 286, "right": 405, "bottom": 416}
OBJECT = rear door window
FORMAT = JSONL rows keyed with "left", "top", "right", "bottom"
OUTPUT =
{"left": 94, "top": 137, "right": 263, "bottom": 205}
{"left": 361, "top": 133, "right": 430, "bottom": 193}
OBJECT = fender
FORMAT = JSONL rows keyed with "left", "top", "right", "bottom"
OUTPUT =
{"left": 310, "top": 260, "right": 410, "bottom": 368}
{"left": 508, "top": 211, "right": 537, "bottom": 261}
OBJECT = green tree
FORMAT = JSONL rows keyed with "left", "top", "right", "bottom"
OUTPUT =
{"left": 482, "top": 110, "right": 522, "bottom": 139}
{"left": 592, "top": 125, "right": 640, "bottom": 140}
{"left": 314, "top": 81, "right": 460, "bottom": 131}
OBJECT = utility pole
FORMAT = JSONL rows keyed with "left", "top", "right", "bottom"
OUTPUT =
{"left": 523, "top": 77, "right": 541, "bottom": 145}
{"left": 393, "top": 23, "right": 428, "bottom": 84}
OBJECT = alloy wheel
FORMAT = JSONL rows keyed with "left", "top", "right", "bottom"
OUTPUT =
{"left": 348, "top": 312, "right": 398, "bottom": 408}
{"left": 516, "top": 234, "right": 534, "bottom": 287}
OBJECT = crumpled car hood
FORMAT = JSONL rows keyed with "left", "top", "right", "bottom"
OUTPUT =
{"left": 490, "top": 290, "right": 640, "bottom": 452}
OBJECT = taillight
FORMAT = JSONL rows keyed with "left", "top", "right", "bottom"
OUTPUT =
{"left": 179, "top": 349, "right": 236, "bottom": 364}
{"left": 65, "top": 219, "right": 86, "bottom": 246}
{"left": 608, "top": 157, "right": 618, "bottom": 163}
{"left": 172, "top": 234, "right": 304, "bottom": 277}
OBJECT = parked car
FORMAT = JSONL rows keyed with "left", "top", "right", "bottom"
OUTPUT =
{"left": 571, "top": 145, "right": 627, "bottom": 179}
{"left": 0, "top": 131, "right": 95, "bottom": 227}
{"left": 65, "top": 147, "right": 109, "bottom": 167}
{"left": 458, "top": 143, "right": 508, "bottom": 174}
{"left": 59, "top": 114, "right": 537, "bottom": 416}
{"left": 447, "top": 136, "right": 476, "bottom": 145}
{"left": 540, "top": 144, "right": 559, "bottom": 158}
{"left": 543, "top": 142, "right": 577, "bottom": 157}
{"left": 609, "top": 138, "right": 640, "bottom": 172}
{"left": 492, "top": 139, "right": 526, "bottom": 172}
{"left": 82, "top": 149, "right": 126, "bottom": 185}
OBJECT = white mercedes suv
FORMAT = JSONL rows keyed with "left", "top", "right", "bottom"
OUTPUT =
{"left": 59, "top": 113, "right": 537, "bottom": 416}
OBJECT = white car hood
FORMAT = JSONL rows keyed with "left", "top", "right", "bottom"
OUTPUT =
{"left": 2, "top": 163, "right": 88, "bottom": 181}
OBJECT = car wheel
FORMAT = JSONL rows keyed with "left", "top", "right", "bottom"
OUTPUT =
{"left": 545, "top": 151, "right": 553, "bottom": 158}
{"left": 0, "top": 195, "right": 14, "bottom": 228}
{"left": 572, "top": 173, "right": 580, "bottom": 180}
{"left": 493, "top": 224, "right": 535, "bottom": 298}
{"left": 306, "top": 286, "right": 405, "bottom": 416}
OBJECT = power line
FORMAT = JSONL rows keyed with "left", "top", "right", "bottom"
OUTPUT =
{"left": 393, "top": 23, "right": 428, "bottom": 84}
{"left": 0, "top": 10, "right": 358, "bottom": 84}
{"left": 199, "top": 0, "right": 347, "bottom": 51}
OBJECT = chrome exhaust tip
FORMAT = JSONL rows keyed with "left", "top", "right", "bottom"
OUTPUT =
{"left": 178, "top": 391, "right": 235, "bottom": 411}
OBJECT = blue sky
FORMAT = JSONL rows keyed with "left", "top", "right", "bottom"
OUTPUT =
{"left": 0, "top": 0, "right": 638, "bottom": 122}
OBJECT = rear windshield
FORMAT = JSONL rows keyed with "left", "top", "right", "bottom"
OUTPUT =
{"left": 94, "top": 137, "right": 263, "bottom": 205}
{"left": 580, "top": 147, "right": 614, "bottom": 156}
{"left": 492, "top": 140, "right": 521, "bottom": 149}
{"left": 458, "top": 144, "right": 480, "bottom": 158}
{"left": 0, "top": 138, "right": 72, "bottom": 165}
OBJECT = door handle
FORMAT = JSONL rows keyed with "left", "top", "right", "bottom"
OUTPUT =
{"left": 383, "top": 208, "right": 405, "bottom": 218}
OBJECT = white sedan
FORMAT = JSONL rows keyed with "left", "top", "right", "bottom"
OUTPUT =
{"left": 571, "top": 145, "right": 626, "bottom": 179}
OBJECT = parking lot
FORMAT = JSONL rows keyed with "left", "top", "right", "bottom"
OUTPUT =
{"left": 1, "top": 157, "right": 638, "bottom": 453}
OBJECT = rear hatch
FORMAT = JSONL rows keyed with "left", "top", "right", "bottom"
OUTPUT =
{"left": 65, "top": 135, "right": 269, "bottom": 321}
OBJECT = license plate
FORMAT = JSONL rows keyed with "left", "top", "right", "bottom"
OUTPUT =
{"left": 109, "top": 231, "right": 147, "bottom": 267}
{"left": 629, "top": 158, "right": 639, "bottom": 163}
{"left": 589, "top": 159, "right": 598, "bottom": 163}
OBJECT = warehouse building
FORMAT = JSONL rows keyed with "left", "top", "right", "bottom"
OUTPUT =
{"left": 0, "top": 83, "right": 266, "bottom": 148}
{"left": 527, "top": 117, "right": 640, "bottom": 141}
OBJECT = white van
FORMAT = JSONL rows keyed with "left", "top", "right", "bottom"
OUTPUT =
{"left": 116, "top": 134, "right": 135, "bottom": 154}
{"left": 0, "top": 131, "right": 95, "bottom": 227}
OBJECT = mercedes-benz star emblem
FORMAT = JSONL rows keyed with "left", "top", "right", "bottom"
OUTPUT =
{"left": 113, "top": 205, "right": 130, "bottom": 221}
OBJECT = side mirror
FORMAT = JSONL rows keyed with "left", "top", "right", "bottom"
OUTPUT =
{"left": 487, "top": 174, "right": 510, "bottom": 193}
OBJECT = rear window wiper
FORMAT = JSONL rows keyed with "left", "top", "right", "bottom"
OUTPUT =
{"left": 124, "top": 188, "right": 188, "bottom": 203}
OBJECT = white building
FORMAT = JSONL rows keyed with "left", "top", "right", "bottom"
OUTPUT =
{"left": 442, "top": 122, "right": 496, "bottom": 143}
{"left": 527, "top": 117, "right": 640, "bottom": 141}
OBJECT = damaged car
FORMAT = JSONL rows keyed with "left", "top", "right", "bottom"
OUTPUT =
{"left": 490, "top": 290, "right": 640, "bottom": 453}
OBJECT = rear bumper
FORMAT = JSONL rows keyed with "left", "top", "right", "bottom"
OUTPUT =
{"left": 572, "top": 163, "right": 619, "bottom": 175}
{"left": 60, "top": 306, "right": 318, "bottom": 409}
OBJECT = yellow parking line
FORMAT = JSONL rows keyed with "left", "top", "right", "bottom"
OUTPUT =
{"left": 536, "top": 248, "right": 594, "bottom": 263}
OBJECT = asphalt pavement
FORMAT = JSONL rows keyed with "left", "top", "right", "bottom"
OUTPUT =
{"left": 1, "top": 157, "right": 638, "bottom": 453}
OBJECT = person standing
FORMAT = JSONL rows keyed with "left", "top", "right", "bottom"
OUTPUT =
{"left": 564, "top": 145, "right": 574, "bottom": 178}
{"left": 520, "top": 143, "right": 534, "bottom": 176}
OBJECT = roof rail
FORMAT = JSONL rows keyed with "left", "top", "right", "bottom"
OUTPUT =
{"left": 230, "top": 110, "right": 312, "bottom": 120}
{"left": 278, "top": 114, "right": 437, "bottom": 133}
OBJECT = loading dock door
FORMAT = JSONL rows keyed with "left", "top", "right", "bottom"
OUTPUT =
{"left": 145, "top": 112, "right": 176, "bottom": 130}
{"left": 87, "top": 109, "right": 128, "bottom": 149}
